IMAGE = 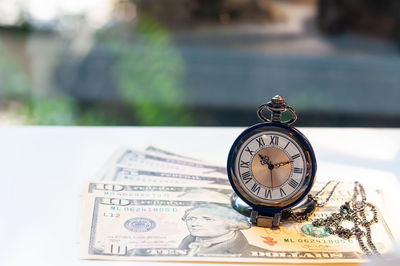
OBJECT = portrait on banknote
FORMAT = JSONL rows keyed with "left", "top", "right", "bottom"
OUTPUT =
{"left": 179, "top": 203, "right": 267, "bottom": 257}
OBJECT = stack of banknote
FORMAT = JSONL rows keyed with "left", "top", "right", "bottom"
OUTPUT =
{"left": 79, "top": 146, "right": 395, "bottom": 263}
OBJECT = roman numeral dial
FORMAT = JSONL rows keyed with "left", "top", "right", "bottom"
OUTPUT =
{"left": 235, "top": 132, "right": 307, "bottom": 202}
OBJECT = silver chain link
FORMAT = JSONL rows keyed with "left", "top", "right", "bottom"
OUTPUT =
{"left": 290, "top": 181, "right": 380, "bottom": 257}
{"left": 312, "top": 181, "right": 380, "bottom": 257}
{"left": 288, "top": 180, "right": 340, "bottom": 223}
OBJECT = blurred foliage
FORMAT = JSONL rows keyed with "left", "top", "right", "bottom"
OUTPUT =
{"left": 0, "top": 43, "right": 75, "bottom": 125}
{"left": 0, "top": 43, "right": 30, "bottom": 99}
{"left": 27, "top": 96, "right": 77, "bottom": 125}
{"left": 97, "top": 15, "right": 192, "bottom": 126}
{"left": 0, "top": 14, "right": 192, "bottom": 126}
{"left": 1, "top": 0, "right": 399, "bottom": 127}
{"left": 0, "top": 44, "right": 110, "bottom": 125}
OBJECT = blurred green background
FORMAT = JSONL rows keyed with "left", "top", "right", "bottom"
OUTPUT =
{"left": 1, "top": 0, "right": 400, "bottom": 126}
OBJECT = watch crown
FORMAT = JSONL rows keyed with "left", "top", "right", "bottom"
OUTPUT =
{"left": 270, "top": 95, "right": 285, "bottom": 105}
{"left": 258, "top": 95, "right": 298, "bottom": 125}
{"left": 267, "top": 95, "right": 288, "bottom": 123}
{"left": 267, "top": 95, "right": 287, "bottom": 111}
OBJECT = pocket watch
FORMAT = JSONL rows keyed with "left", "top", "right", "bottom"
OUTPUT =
{"left": 227, "top": 95, "right": 317, "bottom": 228}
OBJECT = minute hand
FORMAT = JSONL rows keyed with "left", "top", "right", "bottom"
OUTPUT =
{"left": 273, "top": 161, "right": 292, "bottom": 168}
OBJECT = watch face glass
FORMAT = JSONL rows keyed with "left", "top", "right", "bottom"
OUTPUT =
{"left": 232, "top": 126, "right": 312, "bottom": 207}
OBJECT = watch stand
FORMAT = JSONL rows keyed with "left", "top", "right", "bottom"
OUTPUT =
{"left": 230, "top": 192, "right": 317, "bottom": 228}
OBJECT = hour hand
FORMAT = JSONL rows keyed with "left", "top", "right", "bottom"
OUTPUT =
{"left": 274, "top": 160, "right": 292, "bottom": 168}
{"left": 259, "top": 154, "right": 270, "bottom": 165}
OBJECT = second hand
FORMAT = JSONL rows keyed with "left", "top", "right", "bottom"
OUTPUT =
{"left": 270, "top": 169, "right": 273, "bottom": 189}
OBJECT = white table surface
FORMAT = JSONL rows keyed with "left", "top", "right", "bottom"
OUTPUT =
{"left": 1, "top": 126, "right": 400, "bottom": 266}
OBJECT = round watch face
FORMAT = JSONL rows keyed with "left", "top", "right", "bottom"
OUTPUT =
{"left": 228, "top": 123, "right": 316, "bottom": 211}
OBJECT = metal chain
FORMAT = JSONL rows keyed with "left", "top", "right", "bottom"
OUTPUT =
{"left": 311, "top": 181, "right": 380, "bottom": 257}
{"left": 287, "top": 181, "right": 380, "bottom": 257}
{"left": 312, "top": 180, "right": 341, "bottom": 207}
{"left": 288, "top": 180, "right": 341, "bottom": 223}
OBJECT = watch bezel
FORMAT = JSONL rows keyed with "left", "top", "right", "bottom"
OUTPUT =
{"left": 227, "top": 122, "right": 317, "bottom": 214}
